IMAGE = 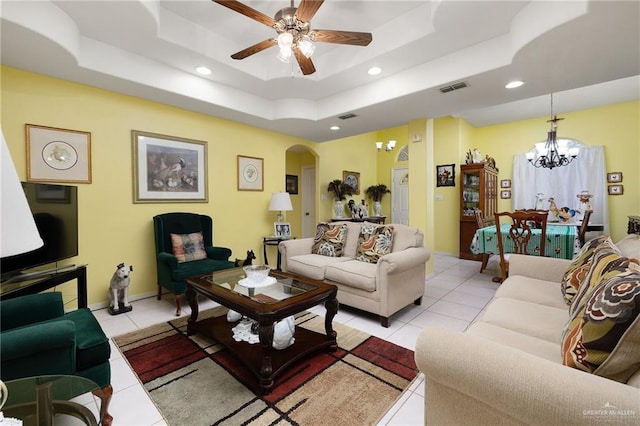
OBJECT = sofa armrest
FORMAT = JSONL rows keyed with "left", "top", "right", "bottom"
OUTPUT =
{"left": 416, "top": 327, "right": 640, "bottom": 425}
{"left": 508, "top": 254, "right": 570, "bottom": 282}
{"left": 279, "top": 238, "right": 314, "bottom": 271}
{"left": 158, "top": 251, "right": 179, "bottom": 269}
{"left": 206, "top": 246, "right": 232, "bottom": 261}
{"left": 379, "top": 247, "right": 430, "bottom": 275}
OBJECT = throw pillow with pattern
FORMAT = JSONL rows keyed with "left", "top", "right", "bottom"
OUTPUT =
{"left": 356, "top": 223, "right": 394, "bottom": 263}
{"left": 311, "top": 223, "right": 348, "bottom": 257}
{"left": 171, "top": 232, "right": 207, "bottom": 263}
{"left": 561, "top": 235, "right": 611, "bottom": 305}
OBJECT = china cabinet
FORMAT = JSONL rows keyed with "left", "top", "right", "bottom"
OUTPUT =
{"left": 459, "top": 163, "right": 498, "bottom": 259}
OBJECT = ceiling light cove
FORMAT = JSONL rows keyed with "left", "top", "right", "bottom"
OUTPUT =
{"left": 196, "top": 66, "right": 212, "bottom": 75}
{"left": 505, "top": 80, "right": 524, "bottom": 89}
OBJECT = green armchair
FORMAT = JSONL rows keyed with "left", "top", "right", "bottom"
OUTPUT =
{"left": 0, "top": 292, "right": 113, "bottom": 425}
{"left": 153, "top": 212, "right": 235, "bottom": 315}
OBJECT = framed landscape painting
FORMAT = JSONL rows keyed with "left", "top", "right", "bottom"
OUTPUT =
{"left": 132, "top": 130, "right": 208, "bottom": 203}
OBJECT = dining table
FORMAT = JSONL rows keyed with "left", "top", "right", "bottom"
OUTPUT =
{"left": 470, "top": 223, "right": 578, "bottom": 260}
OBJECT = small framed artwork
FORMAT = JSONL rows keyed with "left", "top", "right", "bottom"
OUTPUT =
{"left": 343, "top": 170, "right": 360, "bottom": 194}
{"left": 436, "top": 164, "right": 455, "bottom": 187}
{"left": 26, "top": 124, "right": 92, "bottom": 183}
{"left": 608, "top": 184, "right": 624, "bottom": 195}
{"left": 286, "top": 174, "right": 298, "bottom": 194}
{"left": 274, "top": 222, "right": 291, "bottom": 237}
{"left": 500, "top": 190, "right": 512, "bottom": 199}
{"left": 238, "top": 155, "right": 264, "bottom": 191}
{"left": 132, "top": 130, "right": 207, "bottom": 203}
{"left": 500, "top": 179, "right": 511, "bottom": 188}
{"left": 607, "top": 172, "right": 623, "bottom": 183}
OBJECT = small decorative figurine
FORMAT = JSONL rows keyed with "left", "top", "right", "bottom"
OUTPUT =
{"left": 108, "top": 263, "right": 133, "bottom": 315}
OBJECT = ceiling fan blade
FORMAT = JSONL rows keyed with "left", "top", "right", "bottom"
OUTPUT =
{"left": 296, "top": 0, "right": 324, "bottom": 22}
{"left": 231, "top": 39, "right": 277, "bottom": 60}
{"left": 294, "top": 49, "right": 316, "bottom": 75}
{"left": 213, "top": 0, "right": 276, "bottom": 27}
{"left": 312, "top": 29, "right": 372, "bottom": 46}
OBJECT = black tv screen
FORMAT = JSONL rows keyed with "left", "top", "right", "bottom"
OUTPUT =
{"left": 1, "top": 182, "right": 78, "bottom": 281}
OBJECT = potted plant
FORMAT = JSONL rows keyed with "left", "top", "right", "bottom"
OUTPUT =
{"left": 327, "top": 179, "right": 354, "bottom": 218}
{"left": 365, "top": 184, "right": 391, "bottom": 216}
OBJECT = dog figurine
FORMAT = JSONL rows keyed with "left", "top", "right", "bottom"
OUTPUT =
{"left": 108, "top": 263, "right": 133, "bottom": 315}
{"left": 234, "top": 250, "right": 256, "bottom": 267}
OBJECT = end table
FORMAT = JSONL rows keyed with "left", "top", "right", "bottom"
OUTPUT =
{"left": 262, "top": 236, "right": 294, "bottom": 270}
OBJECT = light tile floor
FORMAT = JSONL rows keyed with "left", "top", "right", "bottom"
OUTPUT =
{"left": 93, "top": 253, "right": 501, "bottom": 425}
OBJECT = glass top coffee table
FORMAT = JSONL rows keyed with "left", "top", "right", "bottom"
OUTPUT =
{"left": 185, "top": 268, "right": 338, "bottom": 393}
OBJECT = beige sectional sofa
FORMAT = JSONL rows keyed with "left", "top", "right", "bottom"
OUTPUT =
{"left": 416, "top": 233, "right": 640, "bottom": 425}
{"left": 279, "top": 221, "right": 430, "bottom": 327}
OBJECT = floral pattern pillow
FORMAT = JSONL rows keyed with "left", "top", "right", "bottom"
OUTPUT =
{"left": 561, "top": 235, "right": 611, "bottom": 305}
{"left": 356, "top": 223, "right": 394, "bottom": 263}
{"left": 170, "top": 232, "right": 207, "bottom": 263}
{"left": 311, "top": 223, "right": 348, "bottom": 257}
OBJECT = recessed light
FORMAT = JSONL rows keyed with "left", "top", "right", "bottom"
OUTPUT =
{"left": 368, "top": 66, "right": 382, "bottom": 76}
{"left": 330, "top": 125, "right": 340, "bottom": 131}
{"left": 505, "top": 80, "right": 524, "bottom": 89}
{"left": 196, "top": 66, "right": 212, "bottom": 75}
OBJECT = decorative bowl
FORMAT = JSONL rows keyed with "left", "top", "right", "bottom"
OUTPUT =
{"left": 243, "top": 265, "right": 271, "bottom": 282}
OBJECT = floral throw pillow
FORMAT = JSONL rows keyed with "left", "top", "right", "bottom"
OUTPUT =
{"left": 311, "top": 223, "right": 348, "bottom": 257}
{"left": 561, "top": 235, "right": 611, "bottom": 305}
{"left": 356, "top": 223, "right": 394, "bottom": 263}
{"left": 170, "top": 232, "right": 207, "bottom": 263}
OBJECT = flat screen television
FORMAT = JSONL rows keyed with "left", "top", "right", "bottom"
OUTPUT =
{"left": 1, "top": 182, "right": 78, "bottom": 282}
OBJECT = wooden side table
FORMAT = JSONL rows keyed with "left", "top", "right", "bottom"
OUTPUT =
{"left": 262, "top": 236, "right": 294, "bottom": 270}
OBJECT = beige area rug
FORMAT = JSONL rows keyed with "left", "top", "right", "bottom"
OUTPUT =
{"left": 113, "top": 307, "right": 418, "bottom": 425}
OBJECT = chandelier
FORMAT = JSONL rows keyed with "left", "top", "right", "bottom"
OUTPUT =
{"left": 526, "top": 94, "right": 579, "bottom": 169}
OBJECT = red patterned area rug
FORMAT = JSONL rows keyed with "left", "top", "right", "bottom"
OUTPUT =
{"left": 113, "top": 307, "right": 418, "bottom": 425}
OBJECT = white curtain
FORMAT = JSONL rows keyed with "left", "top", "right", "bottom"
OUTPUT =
{"left": 512, "top": 145, "right": 609, "bottom": 235}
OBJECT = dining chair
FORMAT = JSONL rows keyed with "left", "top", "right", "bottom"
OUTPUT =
{"left": 493, "top": 210, "right": 548, "bottom": 283}
{"left": 474, "top": 208, "right": 492, "bottom": 273}
{"left": 578, "top": 209, "right": 593, "bottom": 246}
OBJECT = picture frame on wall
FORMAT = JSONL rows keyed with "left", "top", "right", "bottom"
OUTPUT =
{"left": 607, "top": 172, "right": 623, "bottom": 183}
{"left": 274, "top": 222, "right": 291, "bottom": 238}
{"left": 436, "top": 164, "right": 455, "bottom": 187}
{"left": 500, "top": 190, "right": 512, "bottom": 199}
{"left": 608, "top": 184, "right": 624, "bottom": 195}
{"left": 343, "top": 170, "right": 360, "bottom": 194}
{"left": 286, "top": 174, "right": 298, "bottom": 194}
{"left": 238, "top": 155, "right": 264, "bottom": 191}
{"left": 131, "top": 130, "right": 208, "bottom": 203}
{"left": 26, "top": 124, "right": 92, "bottom": 183}
{"left": 500, "top": 179, "right": 511, "bottom": 188}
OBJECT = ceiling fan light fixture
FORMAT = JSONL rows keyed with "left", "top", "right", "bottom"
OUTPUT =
{"left": 277, "top": 32, "right": 293, "bottom": 49}
{"left": 298, "top": 35, "right": 315, "bottom": 58}
{"left": 277, "top": 47, "right": 292, "bottom": 63}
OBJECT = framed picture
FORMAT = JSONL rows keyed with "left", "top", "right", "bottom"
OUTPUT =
{"left": 131, "top": 130, "right": 207, "bottom": 203}
{"left": 436, "top": 164, "right": 455, "bottom": 187}
{"left": 500, "top": 190, "right": 512, "bottom": 199}
{"left": 274, "top": 222, "right": 291, "bottom": 238}
{"left": 26, "top": 124, "right": 91, "bottom": 183}
{"left": 608, "top": 184, "right": 624, "bottom": 195}
{"left": 238, "top": 155, "right": 264, "bottom": 191}
{"left": 500, "top": 179, "right": 511, "bottom": 188}
{"left": 607, "top": 172, "right": 623, "bottom": 183}
{"left": 343, "top": 170, "right": 360, "bottom": 194}
{"left": 286, "top": 174, "right": 298, "bottom": 195}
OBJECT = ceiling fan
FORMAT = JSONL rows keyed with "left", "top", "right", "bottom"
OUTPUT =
{"left": 213, "top": 0, "right": 373, "bottom": 75}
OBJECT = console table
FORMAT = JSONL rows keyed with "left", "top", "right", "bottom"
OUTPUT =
{"left": 330, "top": 215, "right": 386, "bottom": 224}
{"left": 0, "top": 265, "right": 88, "bottom": 308}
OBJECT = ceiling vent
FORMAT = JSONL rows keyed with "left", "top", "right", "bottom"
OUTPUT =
{"left": 338, "top": 113, "right": 358, "bottom": 120}
{"left": 439, "top": 81, "right": 468, "bottom": 93}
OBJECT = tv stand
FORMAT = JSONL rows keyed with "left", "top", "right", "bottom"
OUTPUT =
{"left": 0, "top": 265, "right": 88, "bottom": 308}
{"left": 14, "top": 264, "right": 78, "bottom": 282}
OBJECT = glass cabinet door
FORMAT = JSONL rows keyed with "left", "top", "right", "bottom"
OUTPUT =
{"left": 462, "top": 170, "right": 481, "bottom": 217}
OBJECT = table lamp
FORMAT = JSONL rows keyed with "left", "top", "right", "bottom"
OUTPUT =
{"left": 1, "top": 129, "right": 43, "bottom": 258}
{"left": 268, "top": 192, "right": 293, "bottom": 223}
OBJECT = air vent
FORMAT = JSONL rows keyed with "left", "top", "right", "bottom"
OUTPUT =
{"left": 439, "top": 81, "right": 468, "bottom": 93}
{"left": 338, "top": 113, "right": 358, "bottom": 120}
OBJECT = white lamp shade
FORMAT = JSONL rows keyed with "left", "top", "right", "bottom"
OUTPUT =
{"left": 268, "top": 192, "right": 293, "bottom": 212}
{"left": 1, "top": 129, "right": 43, "bottom": 257}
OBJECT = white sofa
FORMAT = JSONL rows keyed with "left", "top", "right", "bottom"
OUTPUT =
{"left": 279, "top": 221, "right": 430, "bottom": 327}
{"left": 416, "top": 233, "right": 640, "bottom": 425}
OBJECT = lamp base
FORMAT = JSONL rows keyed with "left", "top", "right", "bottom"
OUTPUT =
{"left": 276, "top": 212, "right": 284, "bottom": 222}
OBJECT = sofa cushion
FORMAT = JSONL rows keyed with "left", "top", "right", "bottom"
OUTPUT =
{"left": 495, "top": 276, "right": 568, "bottom": 309}
{"left": 286, "top": 254, "right": 352, "bottom": 281}
{"left": 171, "top": 232, "right": 207, "bottom": 263}
{"left": 325, "top": 260, "right": 377, "bottom": 292}
{"left": 616, "top": 233, "right": 640, "bottom": 259}
{"left": 561, "top": 235, "right": 611, "bottom": 305}
{"left": 356, "top": 223, "right": 394, "bottom": 263}
{"left": 390, "top": 223, "right": 423, "bottom": 252}
{"left": 311, "top": 223, "right": 348, "bottom": 257}
{"left": 561, "top": 258, "right": 640, "bottom": 382}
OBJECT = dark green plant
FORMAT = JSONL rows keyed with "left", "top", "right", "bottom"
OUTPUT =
{"left": 365, "top": 184, "right": 391, "bottom": 202}
{"left": 327, "top": 179, "right": 354, "bottom": 201}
